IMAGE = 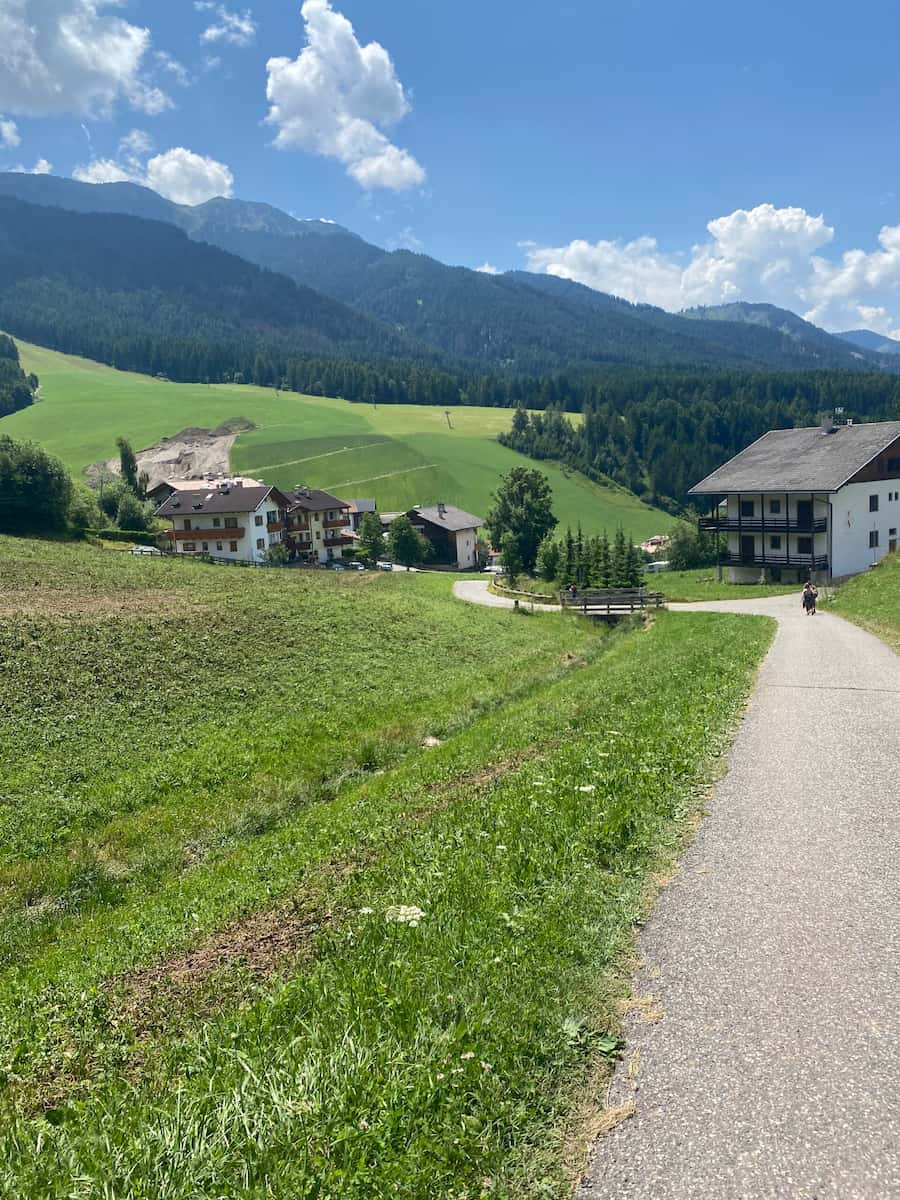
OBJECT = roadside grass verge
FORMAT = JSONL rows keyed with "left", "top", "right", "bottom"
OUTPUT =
{"left": 0, "top": 580, "right": 772, "bottom": 1198}
{"left": 654, "top": 568, "right": 798, "bottom": 602}
{"left": 828, "top": 551, "right": 900, "bottom": 651}
{"left": 0, "top": 536, "right": 602, "bottom": 966}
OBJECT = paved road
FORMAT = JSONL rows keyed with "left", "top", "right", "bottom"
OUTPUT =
{"left": 578, "top": 593, "right": 900, "bottom": 1200}
{"left": 452, "top": 579, "right": 561, "bottom": 610}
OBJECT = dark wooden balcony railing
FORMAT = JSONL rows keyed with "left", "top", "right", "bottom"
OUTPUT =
{"left": 323, "top": 534, "right": 352, "bottom": 547}
{"left": 323, "top": 517, "right": 351, "bottom": 529}
{"left": 719, "top": 552, "right": 829, "bottom": 571}
{"left": 699, "top": 516, "right": 828, "bottom": 534}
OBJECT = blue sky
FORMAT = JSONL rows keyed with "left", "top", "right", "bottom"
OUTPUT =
{"left": 3, "top": 0, "right": 900, "bottom": 333}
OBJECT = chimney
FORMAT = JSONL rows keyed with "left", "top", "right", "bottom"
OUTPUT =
{"left": 437, "top": 501, "right": 446, "bottom": 518}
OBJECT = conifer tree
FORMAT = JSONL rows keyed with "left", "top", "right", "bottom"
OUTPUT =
{"left": 611, "top": 527, "right": 628, "bottom": 587}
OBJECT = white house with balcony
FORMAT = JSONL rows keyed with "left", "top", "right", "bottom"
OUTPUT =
{"left": 689, "top": 419, "right": 900, "bottom": 583}
{"left": 284, "top": 487, "right": 353, "bottom": 563}
{"left": 155, "top": 482, "right": 290, "bottom": 563}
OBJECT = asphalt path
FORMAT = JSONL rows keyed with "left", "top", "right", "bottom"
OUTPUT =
{"left": 452, "top": 578, "right": 561, "bottom": 610}
{"left": 577, "top": 593, "right": 900, "bottom": 1199}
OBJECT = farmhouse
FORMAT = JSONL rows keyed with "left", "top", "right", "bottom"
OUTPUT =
{"left": 147, "top": 476, "right": 262, "bottom": 505}
{"left": 345, "top": 498, "right": 377, "bottom": 532}
{"left": 156, "top": 481, "right": 290, "bottom": 563}
{"left": 407, "top": 503, "right": 483, "bottom": 569}
{"left": 285, "top": 487, "right": 353, "bottom": 564}
{"left": 690, "top": 418, "right": 900, "bottom": 582}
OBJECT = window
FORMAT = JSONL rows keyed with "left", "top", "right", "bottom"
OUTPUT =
{"left": 740, "top": 500, "right": 754, "bottom": 517}
{"left": 183, "top": 541, "right": 196, "bottom": 552}
{"left": 888, "top": 457, "right": 900, "bottom": 472}
{"left": 224, "top": 516, "right": 238, "bottom": 529}
{"left": 770, "top": 535, "right": 782, "bottom": 550}
{"left": 216, "top": 541, "right": 223, "bottom": 551}
{"left": 213, "top": 517, "right": 221, "bottom": 528}
{"left": 256, "top": 537, "right": 265, "bottom": 550}
{"left": 229, "top": 540, "right": 238, "bottom": 552}
{"left": 769, "top": 499, "right": 781, "bottom": 514}
{"left": 316, "top": 530, "right": 321, "bottom": 540}
{"left": 797, "top": 536, "right": 813, "bottom": 555}
{"left": 202, "top": 542, "right": 208, "bottom": 552}
{"left": 891, "top": 529, "right": 898, "bottom": 537}
{"left": 183, "top": 518, "right": 192, "bottom": 530}
{"left": 869, "top": 530, "right": 880, "bottom": 548}
{"left": 255, "top": 514, "right": 264, "bottom": 526}
{"left": 267, "top": 510, "right": 277, "bottom": 523}
{"left": 870, "top": 494, "right": 879, "bottom": 512}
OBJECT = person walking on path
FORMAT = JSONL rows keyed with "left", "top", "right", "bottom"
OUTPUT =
{"left": 802, "top": 580, "right": 818, "bottom": 615}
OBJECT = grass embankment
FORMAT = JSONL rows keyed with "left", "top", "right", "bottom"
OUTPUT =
{"left": 654, "top": 568, "right": 798, "bottom": 602}
{"left": 829, "top": 551, "right": 900, "bottom": 651}
{"left": 4, "top": 339, "right": 673, "bottom": 539}
{"left": 0, "top": 537, "right": 772, "bottom": 1197}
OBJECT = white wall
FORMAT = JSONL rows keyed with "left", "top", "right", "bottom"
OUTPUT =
{"left": 453, "top": 528, "right": 479, "bottom": 569}
{"left": 830, "top": 481, "right": 900, "bottom": 577}
{"left": 171, "top": 500, "right": 283, "bottom": 563}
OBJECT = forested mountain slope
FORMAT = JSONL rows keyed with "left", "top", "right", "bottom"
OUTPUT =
{"left": 0, "top": 196, "right": 423, "bottom": 381}
{"left": 0, "top": 172, "right": 892, "bottom": 375}
{"left": 0, "top": 334, "right": 36, "bottom": 418}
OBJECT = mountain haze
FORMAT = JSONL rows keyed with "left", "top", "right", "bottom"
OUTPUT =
{"left": 0, "top": 172, "right": 892, "bottom": 376}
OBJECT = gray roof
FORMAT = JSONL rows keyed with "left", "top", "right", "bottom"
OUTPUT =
{"left": 411, "top": 504, "right": 484, "bottom": 532}
{"left": 347, "top": 498, "right": 377, "bottom": 513}
{"left": 287, "top": 487, "right": 349, "bottom": 512}
{"left": 689, "top": 421, "right": 900, "bottom": 494}
{"left": 155, "top": 484, "right": 284, "bottom": 517}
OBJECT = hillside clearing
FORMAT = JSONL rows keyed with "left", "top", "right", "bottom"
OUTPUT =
{"left": 4, "top": 339, "right": 674, "bottom": 538}
{"left": 0, "top": 535, "right": 771, "bottom": 1198}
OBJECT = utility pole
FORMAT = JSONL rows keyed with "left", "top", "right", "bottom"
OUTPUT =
{"left": 444, "top": 410, "right": 453, "bottom": 429}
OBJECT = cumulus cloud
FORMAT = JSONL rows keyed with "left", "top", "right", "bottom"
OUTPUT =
{"left": 525, "top": 203, "right": 900, "bottom": 336}
{"left": 265, "top": 0, "right": 425, "bottom": 191}
{"left": 73, "top": 142, "right": 234, "bottom": 205}
{"left": 476, "top": 262, "right": 500, "bottom": 275}
{"left": 12, "top": 157, "right": 52, "bottom": 174}
{"left": 0, "top": 0, "right": 172, "bottom": 117}
{"left": 0, "top": 116, "right": 20, "bottom": 147}
{"left": 195, "top": 2, "right": 256, "bottom": 47}
{"left": 154, "top": 51, "right": 190, "bottom": 87}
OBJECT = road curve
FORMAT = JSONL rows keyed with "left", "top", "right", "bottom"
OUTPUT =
{"left": 578, "top": 593, "right": 900, "bottom": 1200}
{"left": 452, "top": 578, "right": 561, "bottom": 610}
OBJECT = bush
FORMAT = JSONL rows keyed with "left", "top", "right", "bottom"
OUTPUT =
{"left": 0, "top": 434, "right": 73, "bottom": 534}
{"left": 667, "top": 523, "right": 718, "bottom": 570}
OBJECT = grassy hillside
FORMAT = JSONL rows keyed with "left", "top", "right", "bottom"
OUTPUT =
{"left": 5, "top": 340, "right": 674, "bottom": 539}
{"left": 829, "top": 551, "right": 900, "bottom": 651}
{"left": 0, "top": 536, "right": 771, "bottom": 1197}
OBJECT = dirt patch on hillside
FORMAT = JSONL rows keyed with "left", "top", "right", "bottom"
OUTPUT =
{"left": 86, "top": 419, "right": 255, "bottom": 489}
{"left": 120, "top": 905, "right": 332, "bottom": 1031}
{"left": 0, "top": 590, "right": 206, "bottom": 619}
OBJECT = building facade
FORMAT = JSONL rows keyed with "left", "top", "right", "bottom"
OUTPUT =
{"left": 284, "top": 488, "right": 353, "bottom": 563}
{"left": 155, "top": 483, "right": 290, "bottom": 563}
{"left": 690, "top": 420, "right": 900, "bottom": 582}
{"left": 407, "top": 503, "right": 483, "bottom": 569}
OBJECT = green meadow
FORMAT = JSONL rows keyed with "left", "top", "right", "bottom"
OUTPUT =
{"left": 5, "top": 340, "right": 673, "bottom": 539}
{"left": 0, "top": 536, "right": 772, "bottom": 1198}
{"left": 829, "top": 549, "right": 900, "bottom": 651}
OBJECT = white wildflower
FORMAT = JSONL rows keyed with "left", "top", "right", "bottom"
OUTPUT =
{"left": 385, "top": 904, "right": 425, "bottom": 927}
{"left": 359, "top": 907, "right": 374, "bottom": 915}
{"left": 460, "top": 1050, "right": 475, "bottom": 1060}
{"left": 495, "top": 844, "right": 507, "bottom": 852}
{"left": 436, "top": 1072, "right": 446, "bottom": 1081}
{"left": 480, "top": 1061, "right": 492, "bottom": 1072}
{"left": 578, "top": 785, "right": 596, "bottom": 793}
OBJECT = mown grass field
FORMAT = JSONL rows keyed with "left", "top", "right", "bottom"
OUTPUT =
{"left": 4, "top": 340, "right": 673, "bottom": 539}
{"left": 829, "top": 551, "right": 900, "bottom": 651}
{"left": 0, "top": 536, "right": 772, "bottom": 1198}
{"left": 653, "top": 568, "right": 799, "bottom": 602}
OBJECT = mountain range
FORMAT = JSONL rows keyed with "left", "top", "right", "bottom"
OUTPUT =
{"left": 0, "top": 171, "right": 897, "bottom": 378}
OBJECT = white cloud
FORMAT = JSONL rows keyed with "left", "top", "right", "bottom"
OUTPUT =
{"left": 476, "top": 262, "right": 500, "bottom": 275}
{"left": 0, "top": 116, "right": 20, "bottom": 147}
{"left": 0, "top": 0, "right": 172, "bottom": 117}
{"left": 386, "top": 225, "right": 423, "bottom": 252}
{"left": 12, "top": 157, "right": 52, "bottom": 174}
{"left": 195, "top": 2, "right": 256, "bottom": 48}
{"left": 72, "top": 156, "right": 134, "bottom": 184}
{"left": 73, "top": 143, "right": 234, "bottom": 205}
{"left": 525, "top": 203, "right": 900, "bottom": 336}
{"left": 265, "top": 0, "right": 425, "bottom": 191}
{"left": 154, "top": 51, "right": 190, "bottom": 87}
{"left": 145, "top": 148, "right": 234, "bottom": 205}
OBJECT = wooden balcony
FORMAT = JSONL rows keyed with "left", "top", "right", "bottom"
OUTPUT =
{"left": 292, "top": 538, "right": 313, "bottom": 550}
{"left": 720, "top": 552, "right": 829, "bottom": 571}
{"left": 323, "top": 535, "right": 352, "bottom": 547}
{"left": 323, "top": 517, "right": 350, "bottom": 529}
{"left": 171, "top": 527, "right": 244, "bottom": 541}
{"left": 266, "top": 521, "right": 285, "bottom": 533}
{"left": 700, "top": 516, "right": 827, "bottom": 534}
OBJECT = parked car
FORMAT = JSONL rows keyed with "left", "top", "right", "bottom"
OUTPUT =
{"left": 483, "top": 564, "right": 505, "bottom": 574}
{"left": 643, "top": 560, "right": 670, "bottom": 573}
{"left": 128, "top": 545, "right": 161, "bottom": 556}
{"left": 328, "top": 560, "right": 349, "bottom": 570}
{"left": 347, "top": 561, "right": 366, "bottom": 570}
{"left": 375, "top": 560, "right": 393, "bottom": 571}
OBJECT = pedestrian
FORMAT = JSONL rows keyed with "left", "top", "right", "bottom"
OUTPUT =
{"left": 569, "top": 582, "right": 578, "bottom": 602}
{"left": 802, "top": 580, "right": 818, "bottom": 616}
